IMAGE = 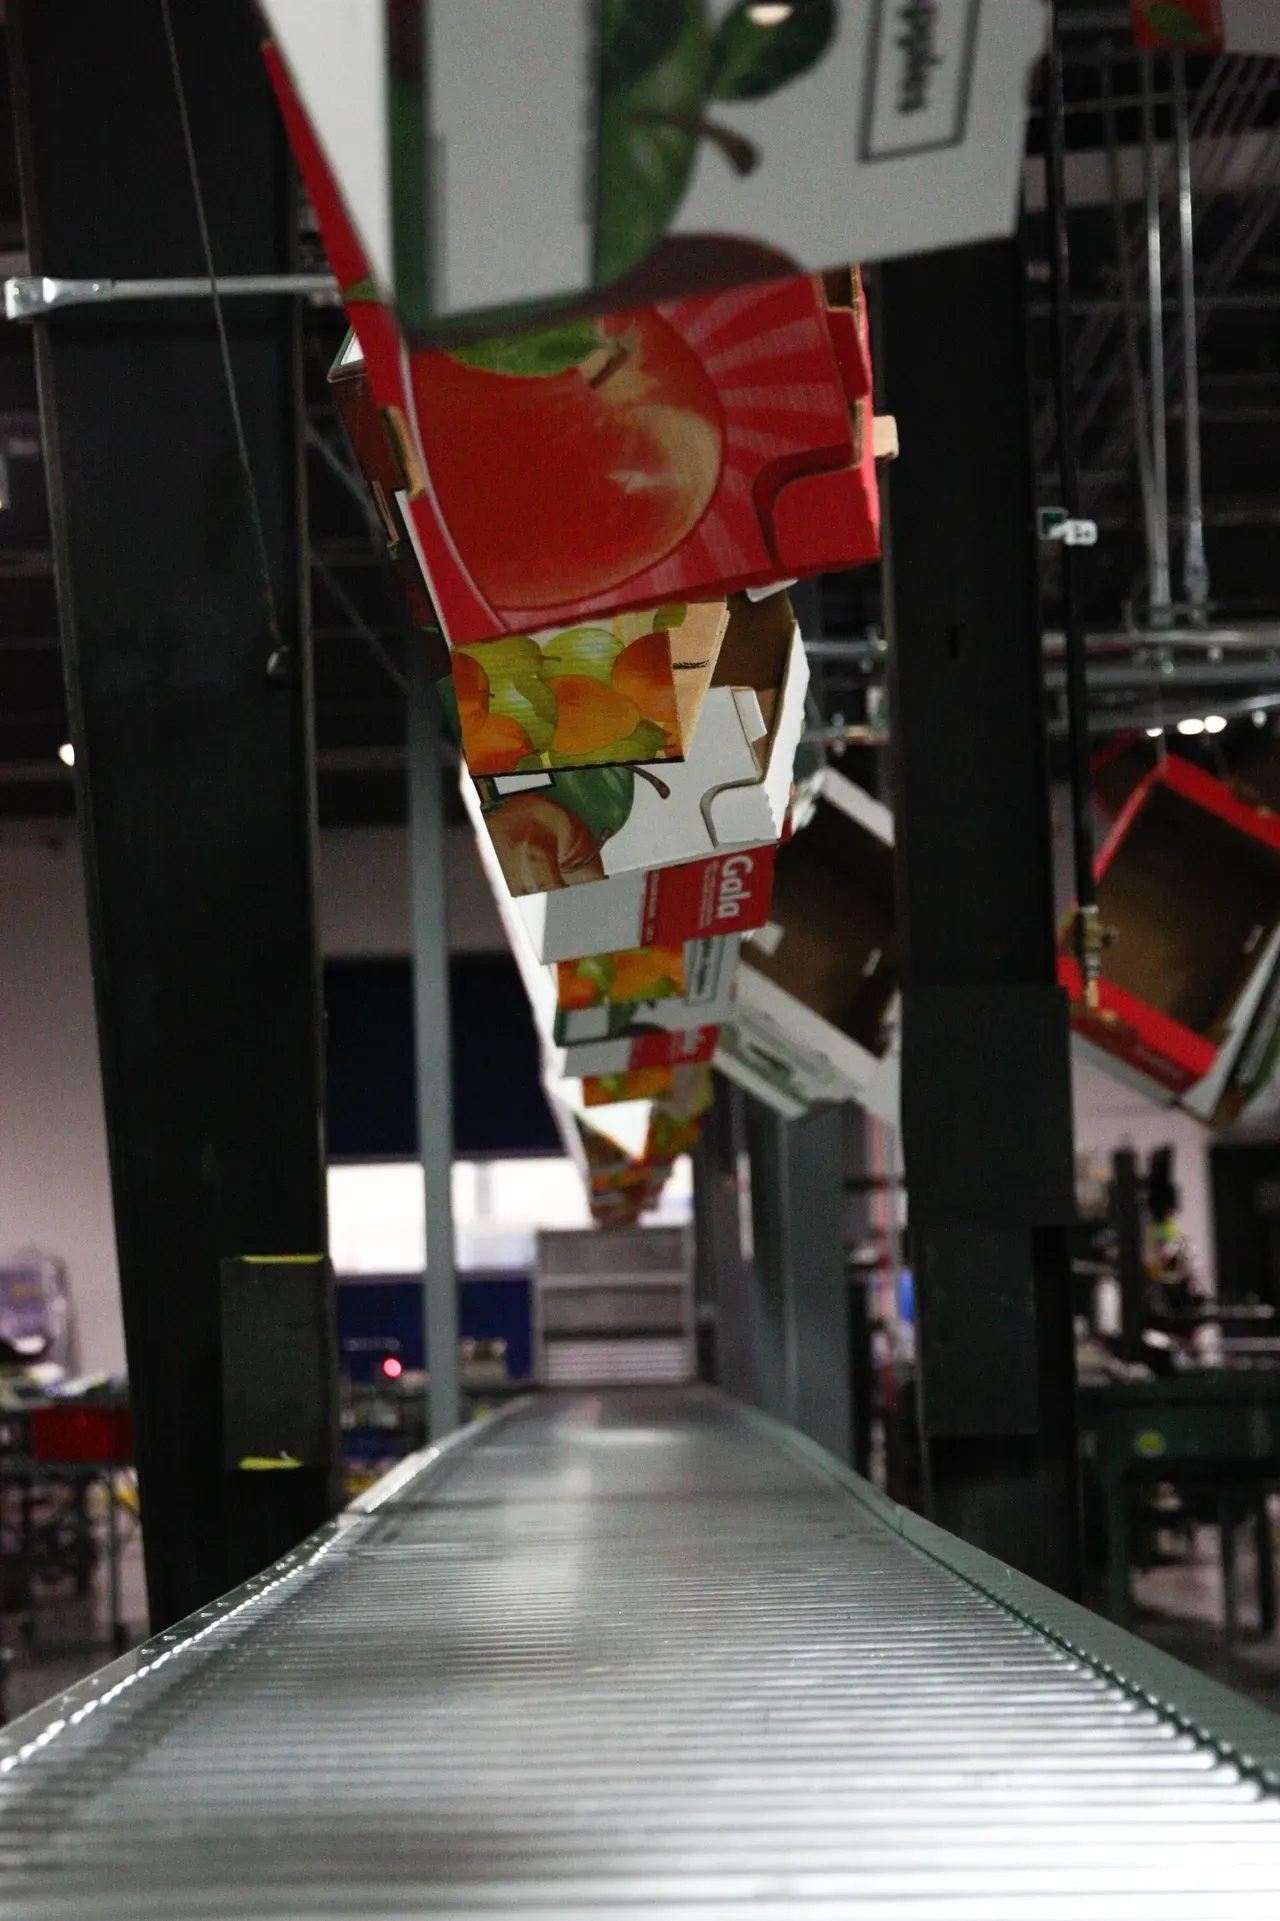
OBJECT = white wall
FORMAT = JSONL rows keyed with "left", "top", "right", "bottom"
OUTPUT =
{"left": 0, "top": 820, "right": 502, "bottom": 1375}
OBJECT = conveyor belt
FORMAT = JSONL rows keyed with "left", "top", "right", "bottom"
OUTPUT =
{"left": 2, "top": 1387, "right": 1280, "bottom": 1916}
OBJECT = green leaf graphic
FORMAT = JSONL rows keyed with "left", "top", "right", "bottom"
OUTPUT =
{"left": 708, "top": 0, "right": 837, "bottom": 102}
{"left": 446, "top": 319, "right": 602, "bottom": 379}
{"left": 600, "top": 0, "right": 688, "bottom": 91}
{"left": 595, "top": 0, "right": 710, "bottom": 286}
{"left": 487, "top": 675, "right": 557, "bottom": 752}
{"left": 550, "top": 766, "right": 635, "bottom": 844}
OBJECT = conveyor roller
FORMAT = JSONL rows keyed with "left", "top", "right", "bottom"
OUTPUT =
{"left": 1, "top": 1387, "right": 1278, "bottom": 1916}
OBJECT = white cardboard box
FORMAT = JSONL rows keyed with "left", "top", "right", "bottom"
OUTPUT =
{"left": 464, "top": 766, "right": 778, "bottom": 962}
{"left": 465, "top": 594, "right": 808, "bottom": 899}
{"left": 715, "top": 767, "right": 900, "bottom": 1121}
{"left": 263, "top": 0, "right": 1046, "bottom": 339}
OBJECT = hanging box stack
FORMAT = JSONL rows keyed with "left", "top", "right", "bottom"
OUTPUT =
{"left": 1060, "top": 755, "right": 1280, "bottom": 1126}
{"left": 265, "top": 0, "right": 1046, "bottom": 1218}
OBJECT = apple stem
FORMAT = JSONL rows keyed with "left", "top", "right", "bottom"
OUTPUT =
{"left": 628, "top": 111, "right": 761, "bottom": 178}
{"left": 580, "top": 339, "right": 631, "bottom": 390}
{"left": 633, "top": 765, "right": 672, "bottom": 800}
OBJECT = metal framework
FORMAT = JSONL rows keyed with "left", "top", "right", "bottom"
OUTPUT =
{"left": 0, "top": 1389, "right": 1277, "bottom": 1917}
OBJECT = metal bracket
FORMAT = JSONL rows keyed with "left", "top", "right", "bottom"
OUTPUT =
{"left": 1039, "top": 506, "right": 1099, "bottom": 548}
{"left": 4, "top": 273, "right": 338, "bottom": 321}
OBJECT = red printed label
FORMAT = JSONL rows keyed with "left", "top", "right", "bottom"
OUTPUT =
{"left": 641, "top": 847, "right": 776, "bottom": 945}
{"left": 628, "top": 1026, "right": 719, "bottom": 1070}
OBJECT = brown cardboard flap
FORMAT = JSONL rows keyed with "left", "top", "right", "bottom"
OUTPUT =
{"left": 1100, "top": 783, "right": 1280, "bottom": 1041}
{"left": 713, "top": 590, "right": 796, "bottom": 715}
{"left": 745, "top": 791, "right": 898, "bottom": 1057}
{"left": 669, "top": 601, "right": 730, "bottom": 753}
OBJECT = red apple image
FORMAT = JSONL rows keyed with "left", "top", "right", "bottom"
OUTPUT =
{"left": 411, "top": 310, "right": 724, "bottom": 613}
{"left": 484, "top": 792, "right": 607, "bottom": 895}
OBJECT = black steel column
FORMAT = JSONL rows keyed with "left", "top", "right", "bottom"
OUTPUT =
{"left": 882, "top": 241, "right": 1081, "bottom": 1595}
{"left": 10, "top": 0, "right": 335, "bottom": 1627}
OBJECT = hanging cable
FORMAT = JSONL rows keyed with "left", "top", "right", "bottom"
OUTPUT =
{"left": 159, "top": 0, "right": 282, "bottom": 648}
{"left": 1044, "top": 4, "right": 1101, "bottom": 1007}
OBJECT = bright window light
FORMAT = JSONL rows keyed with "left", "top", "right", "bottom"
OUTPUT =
{"left": 1203, "top": 714, "right": 1228, "bottom": 735}
{"left": 57, "top": 742, "right": 75, "bottom": 767}
{"left": 328, "top": 1156, "right": 603, "bottom": 1275}
{"left": 1176, "top": 716, "right": 1205, "bottom": 736}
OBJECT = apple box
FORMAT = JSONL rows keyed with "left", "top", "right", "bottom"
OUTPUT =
{"left": 466, "top": 764, "right": 778, "bottom": 960}
{"left": 463, "top": 591, "right": 807, "bottom": 898}
{"left": 554, "top": 936, "right": 740, "bottom": 1047}
{"left": 262, "top": 2, "right": 1045, "bottom": 342}
{"left": 1059, "top": 754, "right": 1280, "bottom": 1126}
{"left": 367, "top": 270, "right": 883, "bottom": 646}
{"left": 715, "top": 767, "right": 900, "bottom": 1120}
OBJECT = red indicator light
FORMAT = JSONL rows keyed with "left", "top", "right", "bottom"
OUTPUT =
{"left": 381, "top": 1356, "right": 403, "bottom": 1380}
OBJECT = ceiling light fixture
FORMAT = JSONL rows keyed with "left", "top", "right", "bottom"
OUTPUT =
{"left": 1203, "top": 715, "right": 1228, "bottom": 735}
{"left": 1254, "top": 710, "right": 1269, "bottom": 728}
{"left": 747, "top": 2, "right": 794, "bottom": 22}
{"left": 1176, "top": 717, "right": 1205, "bottom": 736}
{"left": 57, "top": 741, "right": 75, "bottom": 767}
{"left": 1145, "top": 726, "right": 1164, "bottom": 739}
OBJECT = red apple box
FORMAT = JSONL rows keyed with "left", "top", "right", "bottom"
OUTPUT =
{"left": 1058, "top": 753, "right": 1280, "bottom": 1114}
{"left": 267, "top": 42, "right": 881, "bottom": 647}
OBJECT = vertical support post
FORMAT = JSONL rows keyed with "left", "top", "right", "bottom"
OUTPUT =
{"left": 882, "top": 240, "right": 1081, "bottom": 1597}
{"left": 692, "top": 1077, "right": 764, "bottom": 1406}
{"left": 407, "top": 646, "right": 460, "bottom": 1439}
{"left": 1142, "top": 51, "right": 1174, "bottom": 626}
{"left": 745, "top": 1101, "right": 850, "bottom": 1459}
{"left": 1173, "top": 50, "right": 1209, "bottom": 623}
{"left": 10, "top": 0, "right": 334, "bottom": 1629}
{"left": 1111, "top": 1148, "right": 1146, "bottom": 1367}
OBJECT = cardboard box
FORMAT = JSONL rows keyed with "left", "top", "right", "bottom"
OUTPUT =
{"left": 1059, "top": 755, "right": 1280, "bottom": 1125}
{"left": 554, "top": 935, "right": 740, "bottom": 1047}
{"left": 450, "top": 602, "right": 729, "bottom": 776}
{"left": 715, "top": 768, "right": 900, "bottom": 1120}
{"left": 263, "top": 2, "right": 1045, "bottom": 341}
{"left": 367, "top": 271, "right": 882, "bottom": 645}
{"left": 1131, "top": 1, "right": 1280, "bottom": 52}
{"left": 464, "top": 590, "right": 807, "bottom": 898}
{"left": 466, "top": 763, "right": 778, "bottom": 960}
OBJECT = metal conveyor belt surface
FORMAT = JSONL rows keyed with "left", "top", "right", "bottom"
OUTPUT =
{"left": 2, "top": 1386, "right": 1280, "bottom": 1917}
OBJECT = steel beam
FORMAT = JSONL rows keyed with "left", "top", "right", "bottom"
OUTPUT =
{"left": 9, "top": 0, "right": 336, "bottom": 1627}
{"left": 882, "top": 240, "right": 1081, "bottom": 1597}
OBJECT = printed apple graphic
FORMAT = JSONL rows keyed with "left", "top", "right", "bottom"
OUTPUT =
{"left": 484, "top": 792, "right": 607, "bottom": 894}
{"left": 411, "top": 310, "right": 724, "bottom": 612}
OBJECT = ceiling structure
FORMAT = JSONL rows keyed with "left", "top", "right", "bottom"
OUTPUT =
{"left": 1, "top": 3, "right": 1279, "bottom": 824}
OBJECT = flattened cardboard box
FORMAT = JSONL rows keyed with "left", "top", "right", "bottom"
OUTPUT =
{"left": 1059, "top": 754, "right": 1280, "bottom": 1126}
{"left": 263, "top": 2, "right": 1044, "bottom": 340}
{"left": 465, "top": 591, "right": 806, "bottom": 899}
{"left": 715, "top": 766, "right": 900, "bottom": 1121}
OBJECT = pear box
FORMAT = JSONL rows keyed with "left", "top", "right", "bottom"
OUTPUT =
{"left": 464, "top": 589, "right": 807, "bottom": 899}
{"left": 448, "top": 602, "right": 730, "bottom": 777}
{"left": 263, "top": 2, "right": 1045, "bottom": 343}
{"left": 1059, "top": 754, "right": 1280, "bottom": 1126}
{"left": 715, "top": 766, "right": 901, "bottom": 1121}
{"left": 553, "top": 935, "right": 740, "bottom": 1048}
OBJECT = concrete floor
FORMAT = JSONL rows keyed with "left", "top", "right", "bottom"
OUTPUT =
{"left": 0, "top": 1514, "right": 148, "bottom": 1726}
